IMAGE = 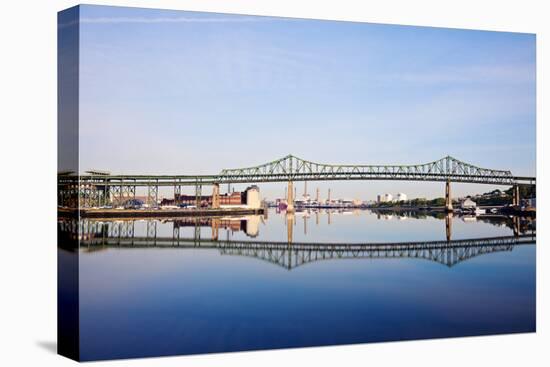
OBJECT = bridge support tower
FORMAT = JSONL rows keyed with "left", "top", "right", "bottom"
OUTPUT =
{"left": 286, "top": 212, "right": 294, "bottom": 243}
{"left": 211, "top": 218, "right": 220, "bottom": 241}
{"left": 445, "top": 180, "right": 453, "bottom": 212}
{"left": 147, "top": 184, "right": 158, "bottom": 208}
{"left": 287, "top": 181, "right": 295, "bottom": 212}
{"left": 212, "top": 183, "right": 220, "bottom": 209}
{"left": 445, "top": 213, "right": 453, "bottom": 241}
{"left": 513, "top": 216, "right": 521, "bottom": 237}
{"left": 512, "top": 184, "right": 521, "bottom": 206}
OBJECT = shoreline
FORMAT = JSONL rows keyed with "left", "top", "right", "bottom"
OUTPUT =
{"left": 368, "top": 205, "right": 535, "bottom": 217}
{"left": 58, "top": 207, "right": 265, "bottom": 219}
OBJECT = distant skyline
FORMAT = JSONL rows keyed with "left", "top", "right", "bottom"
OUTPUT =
{"left": 74, "top": 5, "right": 535, "bottom": 200}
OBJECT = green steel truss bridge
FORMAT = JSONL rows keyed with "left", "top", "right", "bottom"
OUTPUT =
{"left": 71, "top": 155, "right": 534, "bottom": 186}
{"left": 59, "top": 155, "right": 536, "bottom": 208}
{"left": 218, "top": 155, "right": 533, "bottom": 186}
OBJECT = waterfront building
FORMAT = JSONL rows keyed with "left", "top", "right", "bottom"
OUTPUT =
{"left": 377, "top": 193, "right": 394, "bottom": 203}
{"left": 461, "top": 198, "right": 477, "bottom": 209}
{"left": 221, "top": 192, "right": 244, "bottom": 206}
{"left": 342, "top": 199, "right": 355, "bottom": 207}
{"left": 396, "top": 193, "right": 407, "bottom": 202}
{"left": 245, "top": 185, "right": 261, "bottom": 209}
{"left": 170, "top": 191, "right": 243, "bottom": 207}
{"left": 163, "top": 186, "right": 260, "bottom": 208}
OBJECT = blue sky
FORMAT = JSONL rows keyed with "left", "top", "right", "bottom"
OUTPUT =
{"left": 75, "top": 5, "right": 536, "bottom": 200}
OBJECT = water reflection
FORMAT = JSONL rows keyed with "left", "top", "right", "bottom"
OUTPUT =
{"left": 59, "top": 209, "right": 536, "bottom": 360}
{"left": 59, "top": 209, "right": 536, "bottom": 270}
{"left": 59, "top": 209, "right": 536, "bottom": 243}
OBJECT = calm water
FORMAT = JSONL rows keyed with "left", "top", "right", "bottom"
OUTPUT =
{"left": 61, "top": 209, "right": 536, "bottom": 360}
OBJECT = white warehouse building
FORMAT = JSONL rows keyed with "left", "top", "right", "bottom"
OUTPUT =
{"left": 245, "top": 186, "right": 261, "bottom": 209}
{"left": 395, "top": 193, "right": 407, "bottom": 202}
{"left": 377, "top": 193, "right": 394, "bottom": 203}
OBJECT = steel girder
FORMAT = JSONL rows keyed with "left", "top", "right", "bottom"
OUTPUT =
{"left": 218, "top": 155, "right": 519, "bottom": 185}
{"left": 72, "top": 155, "right": 534, "bottom": 187}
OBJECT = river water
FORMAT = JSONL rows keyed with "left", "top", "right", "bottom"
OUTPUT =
{"left": 60, "top": 209, "right": 536, "bottom": 360}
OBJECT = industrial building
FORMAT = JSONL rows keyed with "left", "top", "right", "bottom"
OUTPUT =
{"left": 461, "top": 198, "right": 477, "bottom": 209}
{"left": 395, "top": 193, "right": 407, "bottom": 202}
{"left": 377, "top": 193, "right": 407, "bottom": 203}
{"left": 377, "top": 193, "right": 394, "bottom": 203}
{"left": 162, "top": 185, "right": 261, "bottom": 209}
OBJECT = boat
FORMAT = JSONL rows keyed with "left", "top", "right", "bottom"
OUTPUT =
{"left": 474, "top": 208, "right": 486, "bottom": 215}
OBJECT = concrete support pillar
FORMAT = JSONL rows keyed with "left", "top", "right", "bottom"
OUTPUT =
{"left": 211, "top": 218, "right": 220, "bottom": 241}
{"left": 445, "top": 180, "right": 453, "bottom": 212}
{"left": 212, "top": 183, "right": 220, "bottom": 209}
{"left": 286, "top": 213, "right": 294, "bottom": 243}
{"left": 512, "top": 185, "right": 520, "bottom": 206}
{"left": 287, "top": 181, "right": 294, "bottom": 212}
{"left": 445, "top": 213, "right": 452, "bottom": 242}
{"left": 513, "top": 216, "right": 520, "bottom": 237}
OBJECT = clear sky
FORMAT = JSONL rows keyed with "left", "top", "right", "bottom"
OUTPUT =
{"left": 75, "top": 5, "right": 536, "bottom": 200}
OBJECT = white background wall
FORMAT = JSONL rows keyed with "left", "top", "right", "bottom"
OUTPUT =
{"left": 0, "top": 1, "right": 548, "bottom": 366}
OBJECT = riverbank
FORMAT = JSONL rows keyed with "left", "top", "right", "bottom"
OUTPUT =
{"left": 369, "top": 206, "right": 447, "bottom": 213}
{"left": 369, "top": 205, "right": 535, "bottom": 217}
{"left": 58, "top": 207, "right": 264, "bottom": 219}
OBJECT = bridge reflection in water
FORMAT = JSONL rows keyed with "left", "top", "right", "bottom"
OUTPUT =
{"left": 59, "top": 216, "right": 536, "bottom": 270}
